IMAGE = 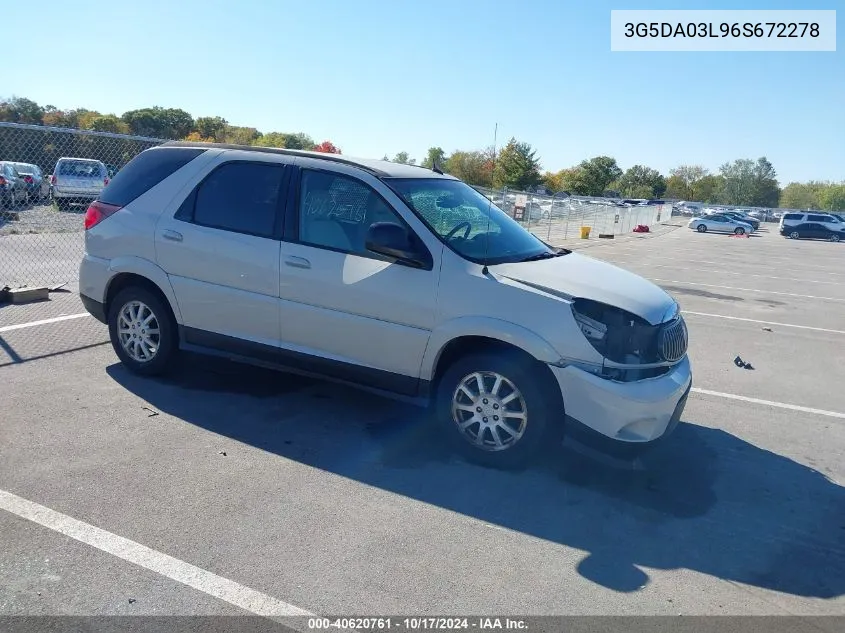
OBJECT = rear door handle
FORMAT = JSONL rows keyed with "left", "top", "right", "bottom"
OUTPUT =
{"left": 162, "top": 229, "right": 183, "bottom": 242}
{"left": 284, "top": 256, "right": 311, "bottom": 269}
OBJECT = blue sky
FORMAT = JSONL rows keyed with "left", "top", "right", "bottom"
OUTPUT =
{"left": 7, "top": 0, "right": 842, "bottom": 183}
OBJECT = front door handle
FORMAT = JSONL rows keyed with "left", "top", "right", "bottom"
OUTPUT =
{"left": 162, "top": 229, "right": 183, "bottom": 242}
{"left": 284, "top": 256, "right": 311, "bottom": 269}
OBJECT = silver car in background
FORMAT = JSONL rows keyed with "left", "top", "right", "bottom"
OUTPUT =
{"left": 52, "top": 157, "right": 109, "bottom": 210}
{"left": 688, "top": 213, "right": 754, "bottom": 235}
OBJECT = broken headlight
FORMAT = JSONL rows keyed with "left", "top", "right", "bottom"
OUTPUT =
{"left": 570, "top": 298, "right": 662, "bottom": 366}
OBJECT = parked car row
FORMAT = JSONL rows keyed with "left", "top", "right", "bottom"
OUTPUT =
{"left": 0, "top": 157, "right": 113, "bottom": 211}
{"left": 779, "top": 212, "right": 845, "bottom": 242}
{"left": 0, "top": 161, "right": 52, "bottom": 208}
{"left": 687, "top": 210, "right": 760, "bottom": 236}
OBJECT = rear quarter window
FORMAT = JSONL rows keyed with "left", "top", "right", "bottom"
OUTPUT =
{"left": 99, "top": 148, "right": 205, "bottom": 207}
{"left": 807, "top": 214, "right": 832, "bottom": 222}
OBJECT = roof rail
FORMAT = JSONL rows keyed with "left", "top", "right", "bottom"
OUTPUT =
{"left": 160, "top": 141, "right": 389, "bottom": 177}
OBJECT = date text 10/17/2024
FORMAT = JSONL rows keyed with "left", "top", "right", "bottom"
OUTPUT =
{"left": 307, "top": 617, "right": 528, "bottom": 630}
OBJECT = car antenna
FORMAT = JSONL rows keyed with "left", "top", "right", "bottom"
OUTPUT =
{"left": 481, "top": 122, "right": 498, "bottom": 276}
{"left": 431, "top": 158, "right": 444, "bottom": 175}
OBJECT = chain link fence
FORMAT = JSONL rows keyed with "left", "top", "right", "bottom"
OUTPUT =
{"left": 0, "top": 122, "right": 164, "bottom": 289}
{"left": 1, "top": 122, "right": 673, "bottom": 290}
{"left": 474, "top": 186, "right": 670, "bottom": 245}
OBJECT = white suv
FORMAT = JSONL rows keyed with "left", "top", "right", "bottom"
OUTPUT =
{"left": 780, "top": 212, "right": 843, "bottom": 232}
{"left": 79, "top": 143, "right": 691, "bottom": 468}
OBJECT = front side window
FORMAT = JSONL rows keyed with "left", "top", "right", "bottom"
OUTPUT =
{"left": 191, "top": 161, "right": 284, "bottom": 237}
{"left": 385, "top": 178, "right": 553, "bottom": 265}
{"left": 298, "top": 169, "right": 411, "bottom": 255}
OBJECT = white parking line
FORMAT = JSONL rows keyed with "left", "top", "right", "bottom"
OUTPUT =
{"left": 691, "top": 388, "right": 845, "bottom": 419}
{"left": 0, "top": 489, "right": 313, "bottom": 617}
{"left": 683, "top": 311, "right": 845, "bottom": 335}
{"left": 604, "top": 252, "right": 845, "bottom": 275}
{"left": 606, "top": 263, "right": 841, "bottom": 286}
{"left": 650, "top": 278, "right": 845, "bottom": 303}
{"left": 0, "top": 313, "right": 90, "bottom": 333}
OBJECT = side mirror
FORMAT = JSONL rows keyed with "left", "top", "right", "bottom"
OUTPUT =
{"left": 365, "top": 222, "right": 430, "bottom": 269}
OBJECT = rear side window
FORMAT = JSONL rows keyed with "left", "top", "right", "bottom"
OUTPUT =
{"left": 99, "top": 148, "right": 204, "bottom": 207}
{"left": 186, "top": 161, "right": 285, "bottom": 238}
{"left": 807, "top": 214, "right": 831, "bottom": 222}
{"left": 58, "top": 160, "right": 103, "bottom": 177}
{"left": 783, "top": 213, "right": 803, "bottom": 221}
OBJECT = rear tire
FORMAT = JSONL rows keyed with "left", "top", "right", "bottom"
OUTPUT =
{"left": 830, "top": 234, "right": 841, "bottom": 243}
{"left": 696, "top": 224, "right": 707, "bottom": 233}
{"left": 734, "top": 227, "right": 745, "bottom": 235}
{"left": 435, "top": 351, "right": 553, "bottom": 469}
{"left": 108, "top": 286, "right": 178, "bottom": 376}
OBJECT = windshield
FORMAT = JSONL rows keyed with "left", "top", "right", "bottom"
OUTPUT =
{"left": 59, "top": 160, "right": 103, "bottom": 177}
{"left": 385, "top": 178, "right": 556, "bottom": 265}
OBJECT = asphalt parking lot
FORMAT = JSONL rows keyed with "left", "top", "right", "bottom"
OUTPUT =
{"left": 1, "top": 223, "right": 843, "bottom": 619}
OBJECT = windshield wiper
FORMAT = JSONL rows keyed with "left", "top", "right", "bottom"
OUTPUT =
{"left": 519, "top": 249, "right": 569, "bottom": 262}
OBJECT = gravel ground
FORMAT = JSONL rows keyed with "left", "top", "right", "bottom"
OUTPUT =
{"left": 0, "top": 201, "right": 86, "bottom": 236}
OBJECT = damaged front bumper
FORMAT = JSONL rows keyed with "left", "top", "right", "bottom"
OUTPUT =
{"left": 549, "top": 356, "right": 692, "bottom": 456}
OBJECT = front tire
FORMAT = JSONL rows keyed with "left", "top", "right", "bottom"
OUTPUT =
{"left": 734, "top": 227, "right": 745, "bottom": 235}
{"left": 435, "top": 351, "right": 553, "bottom": 469}
{"left": 789, "top": 231, "right": 800, "bottom": 239}
{"left": 830, "top": 234, "right": 841, "bottom": 243}
{"left": 696, "top": 224, "right": 707, "bottom": 233}
{"left": 108, "top": 287, "right": 178, "bottom": 376}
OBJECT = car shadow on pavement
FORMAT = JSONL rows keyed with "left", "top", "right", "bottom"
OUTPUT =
{"left": 107, "top": 355, "right": 845, "bottom": 599}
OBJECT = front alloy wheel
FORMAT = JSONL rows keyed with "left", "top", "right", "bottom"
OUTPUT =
{"left": 435, "top": 351, "right": 552, "bottom": 468}
{"left": 451, "top": 371, "right": 528, "bottom": 451}
{"left": 734, "top": 227, "right": 745, "bottom": 235}
{"left": 697, "top": 224, "right": 707, "bottom": 233}
{"left": 790, "top": 231, "right": 800, "bottom": 239}
{"left": 829, "top": 234, "right": 841, "bottom": 243}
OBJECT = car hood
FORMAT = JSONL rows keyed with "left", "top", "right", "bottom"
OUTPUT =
{"left": 490, "top": 252, "right": 678, "bottom": 326}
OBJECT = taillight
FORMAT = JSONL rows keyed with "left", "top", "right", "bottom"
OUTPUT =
{"left": 84, "top": 201, "right": 122, "bottom": 230}
{"left": 24, "top": 175, "right": 33, "bottom": 183}
{"left": 104, "top": 177, "right": 110, "bottom": 186}
{"left": 0, "top": 176, "right": 6, "bottom": 186}
{"left": 50, "top": 174, "right": 56, "bottom": 185}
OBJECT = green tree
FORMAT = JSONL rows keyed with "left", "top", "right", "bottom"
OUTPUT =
{"left": 223, "top": 126, "right": 261, "bottom": 145}
{"left": 719, "top": 157, "right": 779, "bottom": 207}
{"left": 0, "top": 97, "right": 44, "bottom": 124}
{"left": 750, "top": 157, "right": 780, "bottom": 207}
{"left": 666, "top": 165, "right": 709, "bottom": 200}
{"left": 493, "top": 138, "right": 542, "bottom": 190}
{"left": 393, "top": 151, "right": 410, "bottom": 164}
{"left": 254, "top": 132, "right": 289, "bottom": 148}
{"left": 422, "top": 147, "right": 447, "bottom": 169}
{"left": 195, "top": 116, "right": 228, "bottom": 142}
{"left": 121, "top": 107, "right": 194, "bottom": 139}
{"left": 616, "top": 164, "right": 666, "bottom": 198}
{"left": 572, "top": 156, "right": 622, "bottom": 196}
{"left": 779, "top": 182, "right": 822, "bottom": 209}
{"left": 444, "top": 150, "right": 492, "bottom": 186}
{"left": 88, "top": 114, "right": 129, "bottom": 134}
{"left": 697, "top": 175, "right": 725, "bottom": 203}
{"left": 283, "top": 132, "right": 315, "bottom": 150}
{"left": 820, "top": 184, "right": 845, "bottom": 212}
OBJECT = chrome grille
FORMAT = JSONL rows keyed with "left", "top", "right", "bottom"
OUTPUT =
{"left": 658, "top": 316, "right": 688, "bottom": 363}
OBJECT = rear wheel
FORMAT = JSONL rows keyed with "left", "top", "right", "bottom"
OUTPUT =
{"left": 108, "top": 286, "right": 178, "bottom": 376}
{"left": 696, "top": 224, "right": 707, "bottom": 233}
{"left": 734, "top": 227, "right": 745, "bottom": 235}
{"left": 435, "top": 351, "right": 553, "bottom": 469}
{"left": 829, "top": 234, "right": 841, "bottom": 243}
